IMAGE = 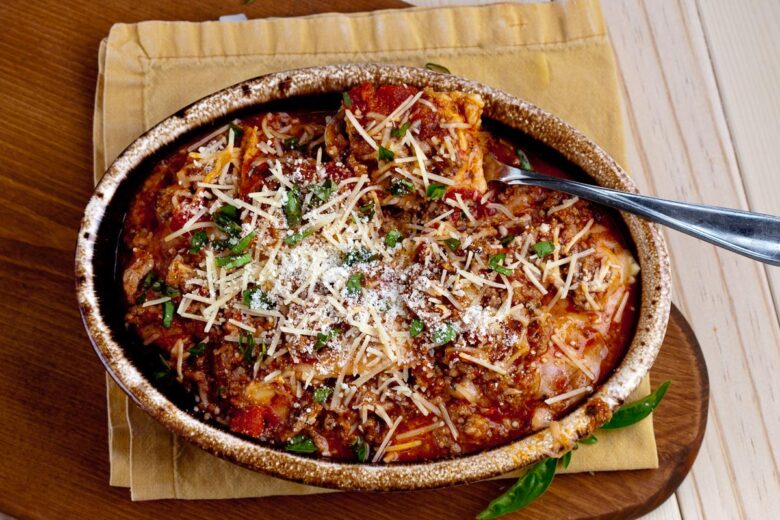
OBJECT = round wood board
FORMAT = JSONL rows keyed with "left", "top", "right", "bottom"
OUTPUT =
{"left": 127, "top": 304, "right": 708, "bottom": 519}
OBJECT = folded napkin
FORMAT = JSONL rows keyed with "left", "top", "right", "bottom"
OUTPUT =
{"left": 94, "top": 0, "right": 658, "bottom": 500}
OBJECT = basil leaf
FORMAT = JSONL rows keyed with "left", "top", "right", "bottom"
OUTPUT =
{"left": 285, "top": 434, "right": 318, "bottom": 454}
{"left": 499, "top": 234, "right": 516, "bottom": 246}
{"left": 385, "top": 229, "right": 403, "bottom": 248}
{"left": 389, "top": 178, "right": 415, "bottom": 196}
{"left": 189, "top": 231, "right": 209, "bottom": 253}
{"left": 515, "top": 148, "right": 532, "bottom": 170}
{"left": 214, "top": 253, "right": 252, "bottom": 270}
{"left": 489, "top": 253, "right": 513, "bottom": 276}
{"left": 219, "top": 204, "right": 239, "bottom": 220}
{"left": 391, "top": 122, "right": 410, "bottom": 139}
{"left": 409, "top": 318, "right": 424, "bottom": 338}
{"left": 283, "top": 137, "right": 299, "bottom": 151}
{"left": 162, "top": 300, "right": 174, "bottom": 328}
{"left": 284, "top": 227, "right": 314, "bottom": 246}
{"left": 601, "top": 381, "right": 671, "bottom": 429}
{"left": 310, "top": 178, "right": 335, "bottom": 203}
{"left": 533, "top": 240, "right": 554, "bottom": 258}
{"left": 238, "top": 332, "right": 256, "bottom": 364}
{"left": 378, "top": 146, "right": 395, "bottom": 162}
{"left": 476, "top": 457, "right": 557, "bottom": 519}
{"left": 342, "top": 92, "right": 352, "bottom": 108}
{"left": 213, "top": 211, "right": 242, "bottom": 238}
{"left": 559, "top": 451, "right": 572, "bottom": 469}
{"left": 425, "top": 62, "right": 451, "bottom": 74}
{"left": 228, "top": 123, "right": 243, "bottom": 142}
{"left": 346, "top": 273, "right": 363, "bottom": 296}
{"left": 431, "top": 323, "right": 456, "bottom": 346}
{"left": 343, "top": 248, "right": 378, "bottom": 266}
{"left": 352, "top": 436, "right": 369, "bottom": 462}
{"left": 313, "top": 386, "right": 332, "bottom": 403}
{"left": 358, "top": 201, "right": 375, "bottom": 220}
{"left": 578, "top": 434, "right": 598, "bottom": 445}
{"left": 230, "top": 230, "right": 257, "bottom": 254}
{"left": 189, "top": 342, "right": 206, "bottom": 357}
{"left": 443, "top": 238, "right": 461, "bottom": 252}
{"left": 426, "top": 183, "right": 446, "bottom": 200}
{"left": 284, "top": 185, "right": 303, "bottom": 228}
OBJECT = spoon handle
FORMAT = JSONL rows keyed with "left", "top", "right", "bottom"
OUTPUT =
{"left": 501, "top": 169, "right": 780, "bottom": 266}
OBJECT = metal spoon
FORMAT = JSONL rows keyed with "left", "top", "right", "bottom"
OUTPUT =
{"left": 490, "top": 162, "right": 780, "bottom": 266}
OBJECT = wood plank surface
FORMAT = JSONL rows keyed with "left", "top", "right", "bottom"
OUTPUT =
{"left": 0, "top": 0, "right": 777, "bottom": 518}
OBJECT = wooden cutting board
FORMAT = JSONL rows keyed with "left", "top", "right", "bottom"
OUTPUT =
{"left": 124, "top": 304, "right": 709, "bottom": 519}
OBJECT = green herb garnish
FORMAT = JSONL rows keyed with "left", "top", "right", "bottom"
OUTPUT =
{"left": 189, "top": 231, "right": 209, "bottom": 254}
{"left": 315, "top": 328, "right": 341, "bottom": 350}
{"left": 489, "top": 253, "right": 513, "bottom": 276}
{"left": 390, "top": 122, "right": 410, "bottom": 139}
{"left": 533, "top": 240, "right": 554, "bottom": 258}
{"left": 230, "top": 230, "right": 257, "bottom": 254}
{"left": 578, "top": 435, "right": 598, "bottom": 445}
{"left": 346, "top": 273, "right": 363, "bottom": 296}
{"left": 284, "top": 184, "right": 303, "bottom": 228}
{"left": 153, "top": 353, "right": 171, "bottom": 380}
{"left": 242, "top": 287, "right": 275, "bottom": 310}
{"left": 426, "top": 183, "right": 446, "bottom": 200}
{"left": 213, "top": 210, "right": 242, "bottom": 238}
{"left": 443, "top": 238, "right": 461, "bottom": 252}
{"left": 343, "top": 247, "right": 378, "bottom": 266}
{"left": 342, "top": 92, "right": 352, "bottom": 108}
{"left": 476, "top": 457, "right": 557, "bottom": 519}
{"left": 219, "top": 204, "right": 239, "bottom": 219}
{"left": 284, "top": 228, "right": 314, "bottom": 247}
{"left": 310, "top": 178, "right": 335, "bottom": 203}
{"left": 285, "top": 434, "right": 318, "bottom": 454}
{"left": 283, "top": 137, "right": 299, "bottom": 151}
{"left": 409, "top": 318, "right": 424, "bottom": 338}
{"left": 352, "top": 437, "right": 369, "bottom": 462}
{"left": 385, "top": 229, "right": 403, "bottom": 248}
{"left": 431, "top": 323, "right": 456, "bottom": 346}
{"left": 499, "top": 234, "right": 516, "bottom": 246}
{"left": 313, "top": 386, "right": 333, "bottom": 403}
{"left": 389, "top": 178, "right": 415, "bottom": 196}
{"left": 559, "top": 451, "right": 572, "bottom": 469}
{"left": 214, "top": 253, "right": 252, "bottom": 270}
{"left": 189, "top": 342, "right": 206, "bottom": 357}
{"left": 358, "top": 201, "right": 375, "bottom": 220}
{"left": 425, "top": 62, "right": 451, "bottom": 74}
{"left": 162, "top": 300, "right": 174, "bottom": 328}
{"left": 601, "top": 381, "right": 671, "bottom": 429}
{"left": 238, "top": 332, "right": 256, "bottom": 364}
{"left": 378, "top": 146, "right": 395, "bottom": 162}
{"left": 515, "top": 148, "right": 532, "bottom": 170}
{"left": 228, "top": 123, "right": 243, "bottom": 142}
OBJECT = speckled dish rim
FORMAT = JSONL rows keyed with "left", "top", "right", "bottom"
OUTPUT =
{"left": 75, "top": 64, "right": 671, "bottom": 491}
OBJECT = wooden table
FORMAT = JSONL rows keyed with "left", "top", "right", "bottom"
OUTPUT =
{"left": 0, "top": 0, "right": 777, "bottom": 518}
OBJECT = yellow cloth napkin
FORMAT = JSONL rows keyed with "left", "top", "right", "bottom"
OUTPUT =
{"left": 93, "top": 0, "right": 659, "bottom": 501}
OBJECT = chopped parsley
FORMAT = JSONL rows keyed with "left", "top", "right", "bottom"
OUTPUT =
{"left": 284, "top": 184, "right": 303, "bottom": 228}
{"left": 443, "top": 238, "right": 461, "bottom": 252}
{"left": 489, "top": 253, "right": 513, "bottom": 276}
{"left": 389, "top": 178, "right": 415, "bottom": 196}
{"left": 390, "top": 122, "right": 410, "bottom": 139}
{"left": 385, "top": 229, "right": 403, "bottom": 248}
{"left": 431, "top": 323, "right": 457, "bottom": 346}
{"left": 378, "top": 146, "right": 395, "bottom": 162}
{"left": 284, "top": 227, "right": 314, "bottom": 246}
{"left": 533, "top": 240, "right": 555, "bottom": 258}
{"left": 230, "top": 230, "right": 257, "bottom": 254}
{"left": 215, "top": 253, "right": 252, "bottom": 270}
{"left": 242, "top": 287, "right": 275, "bottom": 310}
{"left": 352, "top": 437, "right": 369, "bottom": 462}
{"left": 426, "top": 183, "right": 446, "bottom": 200}
{"left": 410, "top": 318, "right": 425, "bottom": 338}
{"left": 162, "top": 300, "right": 174, "bottom": 328}
{"left": 315, "top": 328, "right": 341, "bottom": 350}
{"left": 346, "top": 273, "right": 363, "bottom": 296}
{"left": 313, "top": 386, "right": 333, "bottom": 403}
{"left": 342, "top": 92, "right": 352, "bottom": 108}
{"left": 189, "top": 231, "right": 209, "bottom": 254}
{"left": 285, "top": 435, "right": 317, "bottom": 454}
{"left": 343, "top": 247, "right": 378, "bottom": 266}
